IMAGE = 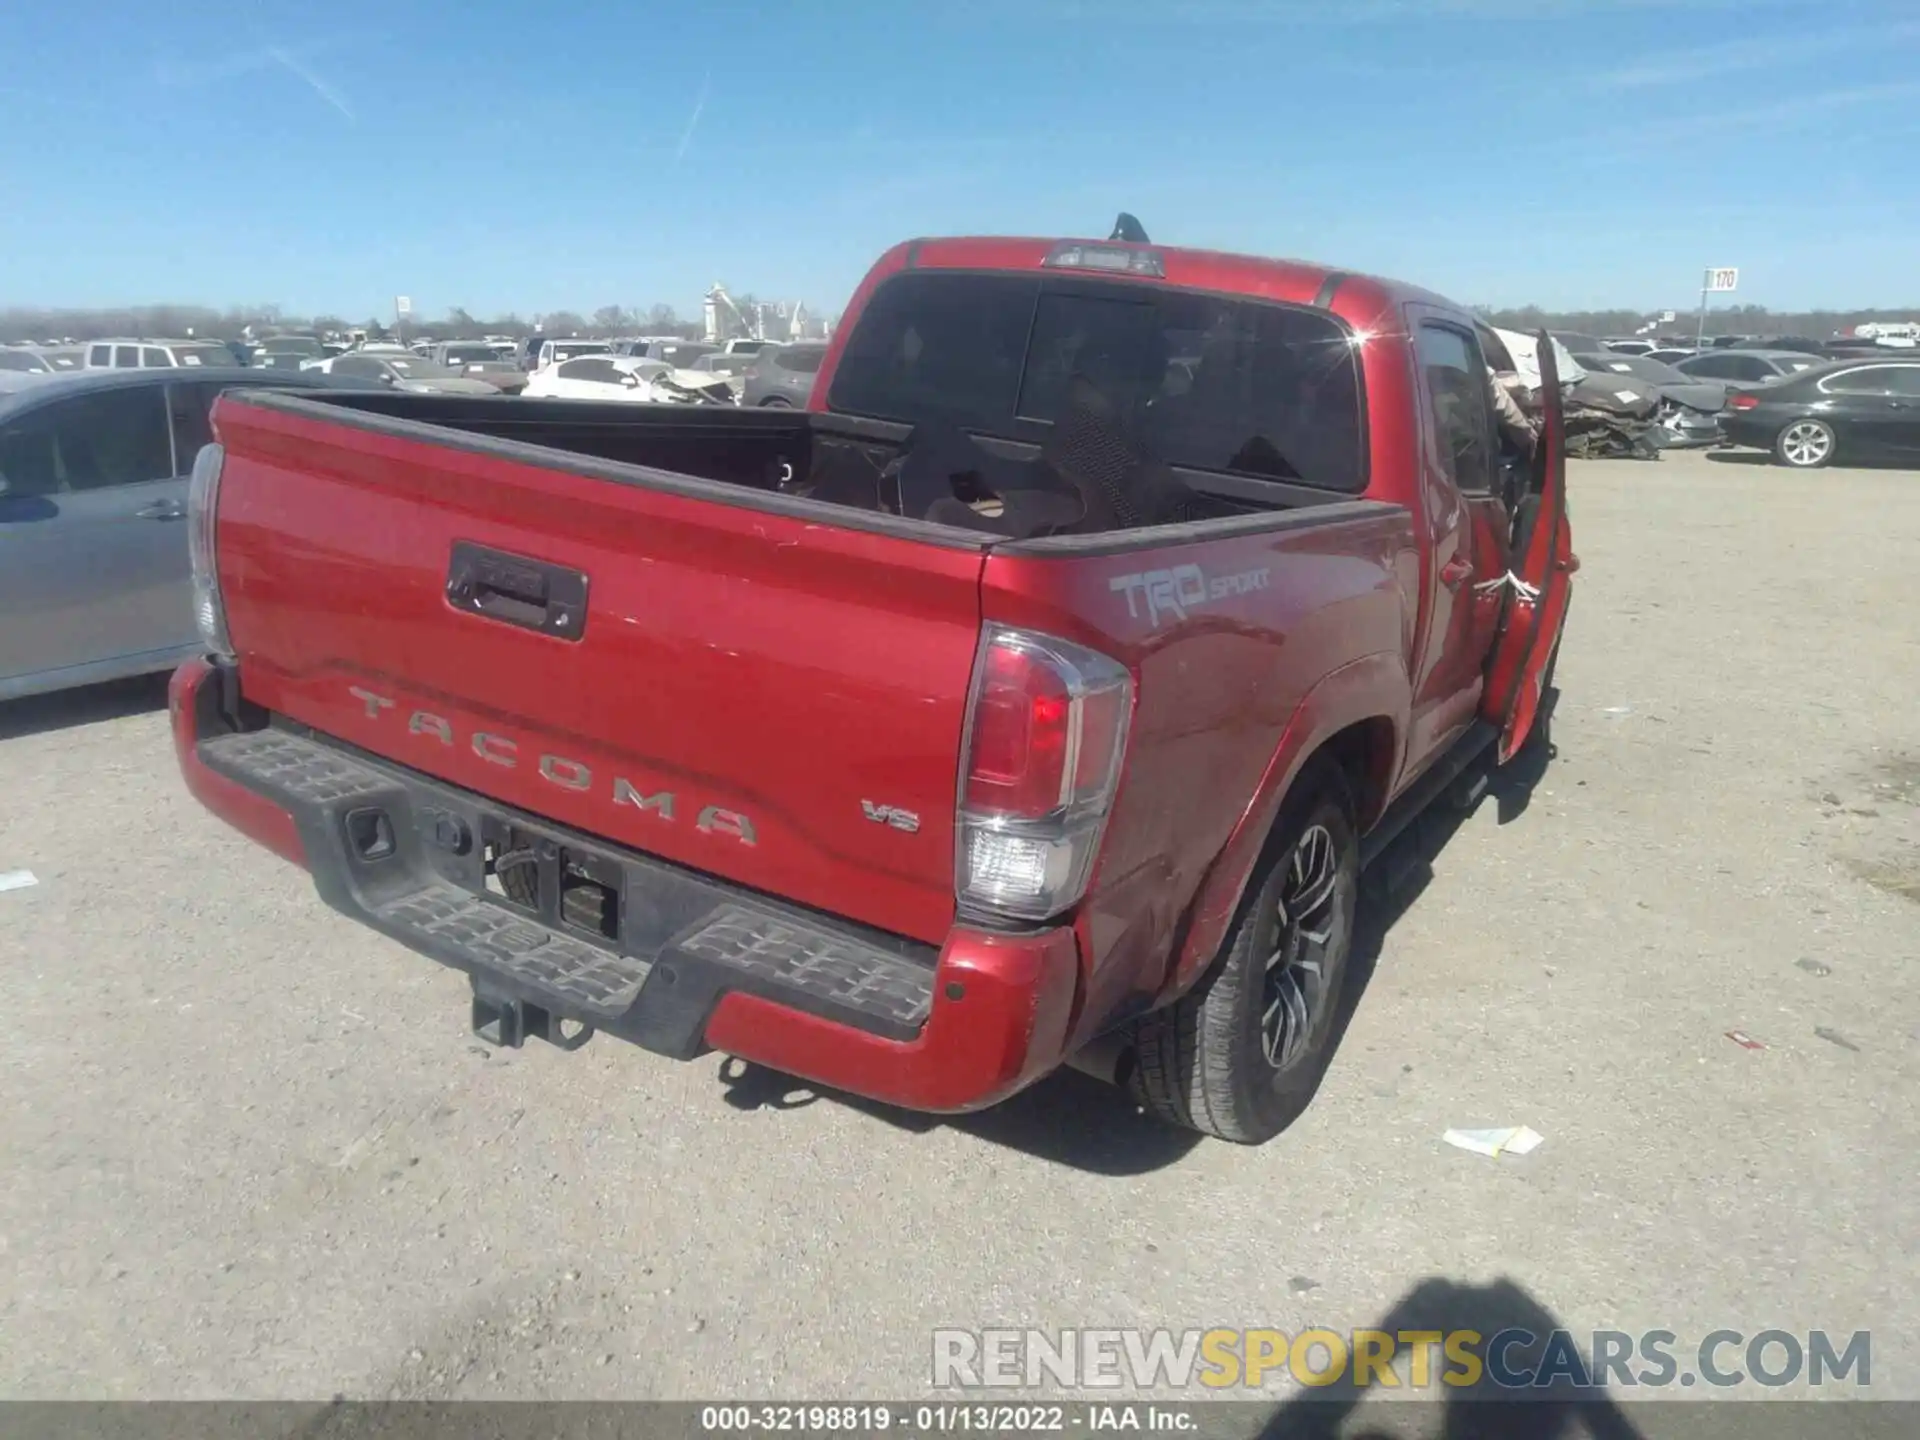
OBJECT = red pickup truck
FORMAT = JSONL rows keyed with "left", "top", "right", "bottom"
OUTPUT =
{"left": 170, "top": 228, "right": 1573, "bottom": 1144}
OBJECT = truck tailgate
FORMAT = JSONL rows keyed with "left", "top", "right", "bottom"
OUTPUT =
{"left": 210, "top": 394, "right": 983, "bottom": 945}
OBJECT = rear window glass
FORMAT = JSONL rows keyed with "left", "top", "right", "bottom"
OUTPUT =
{"left": 775, "top": 346, "right": 826, "bottom": 375}
{"left": 827, "top": 271, "right": 1365, "bottom": 492}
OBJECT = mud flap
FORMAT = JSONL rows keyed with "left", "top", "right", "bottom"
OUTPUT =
{"left": 1480, "top": 331, "right": 1578, "bottom": 764}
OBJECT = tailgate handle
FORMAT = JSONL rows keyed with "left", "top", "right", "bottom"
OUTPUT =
{"left": 446, "top": 542, "right": 589, "bottom": 641}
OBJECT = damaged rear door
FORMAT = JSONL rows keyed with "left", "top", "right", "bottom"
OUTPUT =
{"left": 1480, "top": 331, "right": 1577, "bottom": 763}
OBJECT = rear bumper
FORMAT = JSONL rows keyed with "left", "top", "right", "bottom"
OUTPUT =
{"left": 1655, "top": 413, "right": 1724, "bottom": 448}
{"left": 170, "top": 658, "right": 1081, "bottom": 1114}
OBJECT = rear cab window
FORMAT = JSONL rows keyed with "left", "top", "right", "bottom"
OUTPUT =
{"left": 825, "top": 270, "right": 1366, "bottom": 493}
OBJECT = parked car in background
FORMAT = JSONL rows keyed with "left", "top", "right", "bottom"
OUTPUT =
{"left": 741, "top": 342, "right": 828, "bottom": 406}
{"left": 1572, "top": 352, "right": 1727, "bottom": 448}
{"left": 1674, "top": 349, "right": 1820, "bottom": 386}
{"left": 1602, "top": 338, "right": 1655, "bottom": 355}
{"left": 522, "top": 354, "right": 666, "bottom": 401}
{"left": 534, "top": 339, "right": 615, "bottom": 370}
{"left": 84, "top": 338, "right": 240, "bottom": 370}
{"left": 428, "top": 341, "right": 529, "bottom": 394}
{"left": 254, "top": 334, "right": 325, "bottom": 358}
{"left": 0, "top": 349, "right": 58, "bottom": 374}
{"left": 721, "top": 339, "right": 771, "bottom": 356}
{"left": 1720, "top": 359, "right": 1920, "bottom": 469}
{"left": 1645, "top": 348, "right": 1698, "bottom": 366}
{"left": 622, "top": 338, "right": 719, "bottom": 368}
{"left": 1731, "top": 336, "right": 1825, "bottom": 356}
{"left": 0, "top": 367, "right": 342, "bottom": 700}
{"left": 518, "top": 335, "right": 549, "bottom": 371}
{"left": 314, "top": 353, "right": 503, "bottom": 395}
{"left": 522, "top": 354, "right": 733, "bottom": 404}
{"left": 250, "top": 350, "right": 313, "bottom": 372}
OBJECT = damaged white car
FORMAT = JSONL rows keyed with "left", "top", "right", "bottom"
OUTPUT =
{"left": 522, "top": 353, "right": 736, "bottom": 405}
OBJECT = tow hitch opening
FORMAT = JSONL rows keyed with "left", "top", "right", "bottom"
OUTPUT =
{"left": 470, "top": 984, "right": 596, "bottom": 1052}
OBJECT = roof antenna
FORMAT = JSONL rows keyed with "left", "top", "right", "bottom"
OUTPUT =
{"left": 1109, "top": 212, "right": 1149, "bottom": 244}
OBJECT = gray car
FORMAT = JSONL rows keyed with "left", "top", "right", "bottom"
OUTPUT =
{"left": 0, "top": 368, "right": 340, "bottom": 700}
{"left": 429, "top": 341, "right": 528, "bottom": 393}
{"left": 741, "top": 342, "right": 828, "bottom": 407}
{"left": 1673, "top": 348, "right": 1821, "bottom": 386}
{"left": 320, "top": 353, "right": 501, "bottom": 395}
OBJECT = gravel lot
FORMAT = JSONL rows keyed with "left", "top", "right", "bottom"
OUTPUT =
{"left": 3, "top": 449, "right": 1917, "bottom": 1419}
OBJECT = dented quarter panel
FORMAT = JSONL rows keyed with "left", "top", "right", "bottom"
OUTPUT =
{"left": 977, "top": 503, "right": 1417, "bottom": 1042}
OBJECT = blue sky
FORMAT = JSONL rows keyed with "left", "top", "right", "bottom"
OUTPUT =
{"left": 4, "top": 0, "right": 1917, "bottom": 321}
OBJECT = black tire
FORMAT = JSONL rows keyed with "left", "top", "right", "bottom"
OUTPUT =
{"left": 1774, "top": 418, "right": 1836, "bottom": 469}
{"left": 1129, "top": 759, "right": 1361, "bottom": 1144}
{"left": 759, "top": 395, "right": 794, "bottom": 408}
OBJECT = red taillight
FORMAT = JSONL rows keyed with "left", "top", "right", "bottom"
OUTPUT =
{"left": 958, "top": 627, "right": 1133, "bottom": 921}
{"left": 966, "top": 643, "right": 1073, "bottom": 818}
{"left": 1728, "top": 392, "right": 1760, "bottom": 411}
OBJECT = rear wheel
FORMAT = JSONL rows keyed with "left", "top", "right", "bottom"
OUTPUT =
{"left": 760, "top": 396, "right": 794, "bottom": 408}
{"left": 1775, "top": 418, "right": 1836, "bottom": 469}
{"left": 1129, "top": 760, "right": 1360, "bottom": 1144}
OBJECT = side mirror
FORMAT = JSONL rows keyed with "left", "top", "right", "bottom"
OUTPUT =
{"left": 620, "top": 373, "right": 640, "bottom": 388}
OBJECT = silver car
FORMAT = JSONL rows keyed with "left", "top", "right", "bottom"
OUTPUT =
{"left": 741, "top": 343, "right": 828, "bottom": 407}
{"left": 320, "top": 353, "right": 502, "bottom": 394}
{"left": 0, "top": 368, "right": 337, "bottom": 700}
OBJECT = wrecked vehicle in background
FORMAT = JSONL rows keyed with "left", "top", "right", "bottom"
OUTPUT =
{"left": 1562, "top": 373, "right": 1662, "bottom": 459}
{"left": 1490, "top": 327, "right": 1660, "bottom": 460}
{"left": 1575, "top": 352, "right": 1727, "bottom": 450}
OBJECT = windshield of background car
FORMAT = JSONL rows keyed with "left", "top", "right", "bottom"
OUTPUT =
{"left": 442, "top": 345, "right": 496, "bottom": 364}
{"left": 553, "top": 343, "right": 611, "bottom": 360}
{"left": 826, "top": 270, "right": 1367, "bottom": 492}
{"left": 0, "top": 352, "right": 50, "bottom": 372}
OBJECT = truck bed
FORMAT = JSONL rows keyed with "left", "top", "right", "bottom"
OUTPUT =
{"left": 268, "top": 389, "right": 1363, "bottom": 537}
{"left": 202, "top": 387, "right": 1412, "bottom": 959}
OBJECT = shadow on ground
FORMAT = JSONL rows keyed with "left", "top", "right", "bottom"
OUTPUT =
{"left": 717, "top": 710, "right": 1558, "bottom": 1177}
{"left": 0, "top": 673, "right": 170, "bottom": 741}
{"left": 1259, "top": 1275, "right": 1648, "bottom": 1439}
{"left": 716, "top": 1056, "right": 1203, "bottom": 1177}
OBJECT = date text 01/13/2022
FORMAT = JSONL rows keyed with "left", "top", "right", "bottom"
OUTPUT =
{"left": 697, "top": 1404, "right": 1196, "bottom": 1432}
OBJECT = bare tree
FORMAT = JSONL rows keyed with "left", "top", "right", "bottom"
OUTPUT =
{"left": 593, "top": 305, "right": 631, "bottom": 334}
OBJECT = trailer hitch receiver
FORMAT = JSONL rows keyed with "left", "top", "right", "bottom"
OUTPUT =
{"left": 470, "top": 983, "right": 595, "bottom": 1052}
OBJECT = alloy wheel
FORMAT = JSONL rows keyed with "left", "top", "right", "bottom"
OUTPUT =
{"left": 1262, "top": 823, "right": 1341, "bottom": 1070}
{"left": 1780, "top": 421, "right": 1833, "bottom": 467}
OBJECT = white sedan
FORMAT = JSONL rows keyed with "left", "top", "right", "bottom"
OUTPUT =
{"left": 523, "top": 354, "right": 734, "bottom": 405}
